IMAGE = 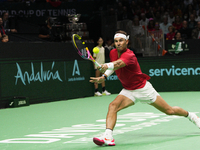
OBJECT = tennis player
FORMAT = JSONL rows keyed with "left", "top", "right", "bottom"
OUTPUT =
{"left": 90, "top": 30, "right": 200, "bottom": 146}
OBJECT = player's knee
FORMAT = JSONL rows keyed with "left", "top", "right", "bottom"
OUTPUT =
{"left": 108, "top": 102, "right": 118, "bottom": 112}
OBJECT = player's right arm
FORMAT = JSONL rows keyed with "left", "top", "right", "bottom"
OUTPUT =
{"left": 98, "top": 59, "right": 126, "bottom": 72}
{"left": 111, "top": 59, "right": 126, "bottom": 70}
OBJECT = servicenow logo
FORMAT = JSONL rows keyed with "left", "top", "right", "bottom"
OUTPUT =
{"left": 149, "top": 65, "right": 200, "bottom": 77}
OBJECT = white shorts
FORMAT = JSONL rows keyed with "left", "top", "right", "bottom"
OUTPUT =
{"left": 119, "top": 81, "right": 160, "bottom": 104}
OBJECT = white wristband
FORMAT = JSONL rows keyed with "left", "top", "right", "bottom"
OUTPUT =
{"left": 104, "top": 70, "right": 114, "bottom": 77}
{"left": 106, "top": 62, "right": 114, "bottom": 70}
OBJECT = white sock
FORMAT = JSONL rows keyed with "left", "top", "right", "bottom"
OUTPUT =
{"left": 187, "top": 112, "right": 192, "bottom": 119}
{"left": 104, "top": 129, "right": 113, "bottom": 137}
{"left": 187, "top": 112, "right": 197, "bottom": 120}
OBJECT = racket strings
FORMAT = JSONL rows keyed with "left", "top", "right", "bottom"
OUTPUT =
{"left": 74, "top": 37, "right": 88, "bottom": 58}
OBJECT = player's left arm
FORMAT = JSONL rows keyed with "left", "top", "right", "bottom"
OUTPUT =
{"left": 110, "top": 59, "right": 126, "bottom": 71}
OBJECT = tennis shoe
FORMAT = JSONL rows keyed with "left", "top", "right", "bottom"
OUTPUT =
{"left": 102, "top": 90, "right": 111, "bottom": 96}
{"left": 93, "top": 133, "right": 115, "bottom": 146}
{"left": 94, "top": 91, "right": 102, "bottom": 96}
{"left": 189, "top": 113, "right": 200, "bottom": 129}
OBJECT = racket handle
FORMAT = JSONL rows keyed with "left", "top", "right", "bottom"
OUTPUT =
{"left": 94, "top": 61, "right": 103, "bottom": 71}
{"left": 94, "top": 61, "right": 101, "bottom": 67}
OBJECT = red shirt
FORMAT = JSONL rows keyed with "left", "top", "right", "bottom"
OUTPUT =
{"left": 172, "top": 23, "right": 183, "bottom": 30}
{"left": 166, "top": 32, "right": 175, "bottom": 40}
{"left": 110, "top": 49, "right": 150, "bottom": 90}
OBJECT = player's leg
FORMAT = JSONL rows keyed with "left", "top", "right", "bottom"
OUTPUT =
{"left": 150, "top": 95, "right": 188, "bottom": 116}
{"left": 93, "top": 94, "right": 134, "bottom": 146}
{"left": 94, "top": 69, "right": 102, "bottom": 96}
{"left": 106, "top": 94, "right": 134, "bottom": 130}
{"left": 150, "top": 95, "right": 200, "bottom": 128}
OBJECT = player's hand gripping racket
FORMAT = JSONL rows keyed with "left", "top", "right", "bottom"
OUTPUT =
{"left": 72, "top": 34, "right": 102, "bottom": 69}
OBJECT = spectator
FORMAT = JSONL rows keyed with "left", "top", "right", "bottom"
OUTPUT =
{"left": 139, "top": 13, "right": 149, "bottom": 26}
{"left": 173, "top": 31, "right": 182, "bottom": 40}
{"left": 160, "top": 6, "right": 165, "bottom": 18}
{"left": 191, "top": 21, "right": 200, "bottom": 39}
{"left": 117, "top": 2, "right": 124, "bottom": 17}
{"left": 163, "top": 11, "right": 169, "bottom": 20}
{"left": 130, "top": 1, "right": 137, "bottom": 17}
{"left": 38, "top": 17, "right": 52, "bottom": 41}
{"left": 166, "top": 25, "right": 176, "bottom": 40}
{"left": 46, "top": 0, "right": 61, "bottom": 7}
{"left": 145, "top": 6, "right": 154, "bottom": 19}
{"left": 117, "top": 6, "right": 132, "bottom": 21}
{"left": 2, "top": 12, "right": 17, "bottom": 33}
{"left": 179, "top": 20, "right": 191, "bottom": 39}
{"left": 153, "top": 1, "right": 161, "bottom": 12}
{"left": 173, "top": 4, "right": 182, "bottom": 17}
{"left": 173, "top": 15, "right": 183, "bottom": 30}
{"left": 134, "top": 7, "right": 142, "bottom": 19}
{"left": 179, "top": 1, "right": 186, "bottom": 14}
{"left": 188, "top": 14, "right": 197, "bottom": 29}
{"left": 160, "top": 16, "right": 172, "bottom": 36}
{"left": 144, "top": 1, "right": 150, "bottom": 11}
{"left": 193, "top": 0, "right": 199, "bottom": 11}
{"left": 104, "top": 38, "right": 114, "bottom": 51}
{"left": 147, "top": 18, "right": 155, "bottom": 32}
{"left": 185, "top": 4, "right": 194, "bottom": 16}
{"left": 197, "top": 3, "right": 200, "bottom": 16}
{"left": 0, "top": 17, "right": 6, "bottom": 37}
{"left": 131, "top": 16, "right": 145, "bottom": 51}
{"left": 153, "top": 22, "right": 163, "bottom": 43}
{"left": 0, "top": 17, "right": 9, "bottom": 43}
{"left": 154, "top": 11, "right": 162, "bottom": 24}
{"left": 168, "top": 11, "right": 175, "bottom": 24}
{"left": 192, "top": 10, "right": 198, "bottom": 21}
{"left": 182, "top": 12, "right": 190, "bottom": 21}
{"left": 195, "top": 10, "right": 200, "bottom": 22}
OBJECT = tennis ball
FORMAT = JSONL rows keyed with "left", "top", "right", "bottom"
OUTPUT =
{"left": 82, "top": 42, "right": 85, "bottom": 44}
{"left": 93, "top": 47, "right": 99, "bottom": 54}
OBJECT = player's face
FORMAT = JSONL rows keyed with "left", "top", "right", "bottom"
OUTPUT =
{"left": 114, "top": 37, "right": 128, "bottom": 52}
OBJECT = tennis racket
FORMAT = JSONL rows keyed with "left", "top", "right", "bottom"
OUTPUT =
{"left": 71, "top": 34, "right": 101, "bottom": 68}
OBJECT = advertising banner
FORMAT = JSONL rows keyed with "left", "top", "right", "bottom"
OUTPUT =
{"left": 0, "top": 42, "right": 199, "bottom": 108}
{"left": 0, "top": 59, "right": 122, "bottom": 108}
{"left": 138, "top": 56, "right": 200, "bottom": 92}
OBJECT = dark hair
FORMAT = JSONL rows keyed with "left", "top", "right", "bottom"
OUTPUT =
{"left": 174, "top": 31, "right": 181, "bottom": 37}
{"left": 97, "top": 37, "right": 103, "bottom": 41}
{"left": 95, "top": 37, "right": 103, "bottom": 46}
{"left": 168, "top": 25, "right": 175, "bottom": 32}
{"left": 147, "top": 20, "right": 155, "bottom": 29}
{"left": 115, "top": 30, "right": 127, "bottom": 36}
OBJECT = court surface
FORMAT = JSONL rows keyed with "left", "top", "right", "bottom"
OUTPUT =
{"left": 0, "top": 91, "right": 200, "bottom": 150}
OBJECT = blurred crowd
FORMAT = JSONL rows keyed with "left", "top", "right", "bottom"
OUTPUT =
{"left": 112, "top": 0, "right": 200, "bottom": 40}
{"left": 1, "top": 0, "right": 200, "bottom": 42}
{"left": 0, "top": 0, "right": 93, "bottom": 2}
